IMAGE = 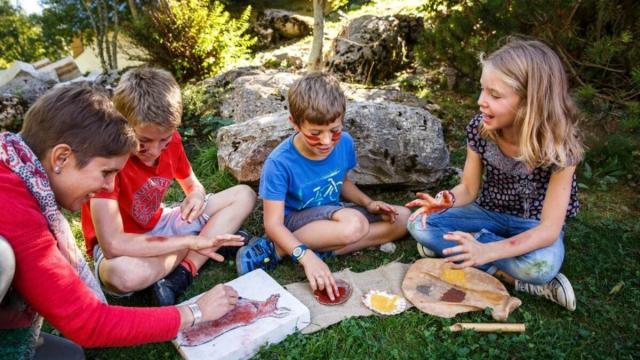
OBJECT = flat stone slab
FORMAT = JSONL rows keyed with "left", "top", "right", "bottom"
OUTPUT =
{"left": 173, "top": 269, "right": 310, "bottom": 360}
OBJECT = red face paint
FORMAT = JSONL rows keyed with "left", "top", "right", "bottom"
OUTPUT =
{"left": 330, "top": 130, "right": 341, "bottom": 142}
{"left": 148, "top": 236, "right": 168, "bottom": 242}
{"left": 302, "top": 132, "right": 321, "bottom": 145}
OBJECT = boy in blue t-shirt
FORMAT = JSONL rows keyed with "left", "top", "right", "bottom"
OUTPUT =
{"left": 237, "top": 72, "right": 410, "bottom": 300}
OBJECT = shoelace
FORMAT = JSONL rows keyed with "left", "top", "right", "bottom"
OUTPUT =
{"left": 519, "top": 281, "right": 558, "bottom": 301}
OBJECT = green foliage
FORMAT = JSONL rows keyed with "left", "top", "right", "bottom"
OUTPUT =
{"left": 416, "top": 0, "right": 640, "bottom": 103}
{"left": 126, "top": 0, "right": 255, "bottom": 81}
{"left": 181, "top": 83, "right": 232, "bottom": 142}
{"left": 0, "top": 0, "right": 67, "bottom": 68}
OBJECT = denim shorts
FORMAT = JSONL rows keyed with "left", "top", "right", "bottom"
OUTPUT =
{"left": 284, "top": 202, "right": 383, "bottom": 233}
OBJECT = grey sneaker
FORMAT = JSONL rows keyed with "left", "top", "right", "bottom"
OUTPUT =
{"left": 416, "top": 243, "right": 436, "bottom": 258}
{"left": 515, "top": 273, "right": 576, "bottom": 311}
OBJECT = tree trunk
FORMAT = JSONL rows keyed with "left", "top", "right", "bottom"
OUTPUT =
{"left": 81, "top": 0, "right": 107, "bottom": 72}
{"left": 307, "top": 0, "right": 325, "bottom": 72}
{"left": 111, "top": 0, "right": 119, "bottom": 69}
{"left": 127, "top": 0, "right": 138, "bottom": 19}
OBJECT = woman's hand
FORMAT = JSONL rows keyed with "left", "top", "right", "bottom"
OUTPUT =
{"left": 442, "top": 231, "right": 491, "bottom": 269}
{"left": 191, "top": 234, "right": 245, "bottom": 262}
{"left": 366, "top": 200, "right": 398, "bottom": 223}
{"left": 181, "top": 191, "right": 207, "bottom": 223}
{"left": 196, "top": 284, "right": 239, "bottom": 322}
{"left": 299, "top": 251, "right": 339, "bottom": 301}
{"left": 405, "top": 191, "right": 455, "bottom": 227}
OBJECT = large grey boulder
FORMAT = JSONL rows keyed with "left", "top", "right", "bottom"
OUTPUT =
{"left": 218, "top": 71, "right": 440, "bottom": 122}
{"left": 327, "top": 15, "right": 407, "bottom": 84}
{"left": 219, "top": 72, "right": 299, "bottom": 123}
{"left": 0, "top": 61, "right": 57, "bottom": 105}
{"left": 217, "top": 101, "right": 449, "bottom": 187}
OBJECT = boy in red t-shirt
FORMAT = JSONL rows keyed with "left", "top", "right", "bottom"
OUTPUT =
{"left": 81, "top": 68, "right": 256, "bottom": 306}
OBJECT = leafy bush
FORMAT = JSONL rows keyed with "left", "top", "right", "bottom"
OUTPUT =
{"left": 416, "top": 0, "right": 640, "bottom": 104}
{"left": 126, "top": 0, "right": 255, "bottom": 81}
{"left": 0, "top": 0, "right": 67, "bottom": 68}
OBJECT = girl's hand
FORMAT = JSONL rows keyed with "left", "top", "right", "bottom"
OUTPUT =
{"left": 405, "top": 191, "right": 455, "bottom": 227}
{"left": 181, "top": 191, "right": 207, "bottom": 223}
{"left": 442, "top": 231, "right": 491, "bottom": 269}
{"left": 299, "top": 251, "right": 339, "bottom": 301}
{"left": 196, "top": 284, "right": 239, "bottom": 322}
{"left": 366, "top": 200, "right": 398, "bottom": 223}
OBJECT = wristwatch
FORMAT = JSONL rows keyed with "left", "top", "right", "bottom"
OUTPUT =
{"left": 292, "top": 244, "right": 308, "bottom": 262}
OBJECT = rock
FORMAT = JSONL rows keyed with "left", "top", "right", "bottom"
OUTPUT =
{"left": 253, "top": 9, "right": 313, "bottom": 48}
{"left": 263, "top": 53, "right": 305, "bottom": 70}
{"left": 0, "top": 61, "right": 57, "bottom": 105}
{"left": 203, "top": 66, "right": 265, "bottom": 90}
{"left": 219, "top": 72, "right": 300, "bottom": 122}
{"left": 218, "top": 71, "right": 440, "bottom": 122}
{"left": 0, "top": 94, "right": 26, "bottom": 131}
{"left": 326, "top": 15, "right": 407, "bottom": 84}
{"left": 217, "top": 101, "right": 449, "bottom": 187}
{"left": 37, "top": 56, "right": 82, "bottom": 82}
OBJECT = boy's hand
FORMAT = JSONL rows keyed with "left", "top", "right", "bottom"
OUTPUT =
{"left": 190, "top": 234, "right": 244, "bottom": 262}
{"left": 181, "top": 191, "right": 207, "bottom": 223}
{"left": 442, "top": 231, "right": 490, "bottom": 269}
{"left": 299, "top": 252, "right": 339, "bottom": 301}
{"left": 405, "top": 191, "right": 455, "bottom": 227}
{"left": 366, "top": 200, "right": 399, "bottom": 223}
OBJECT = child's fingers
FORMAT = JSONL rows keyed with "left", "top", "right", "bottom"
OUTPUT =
{"left": 308, "top": 276, "right": 318, "bottom": 292}
{"left": 321, "top": 275, "right": 336, "bottom": 301}
{"left": 443, "top": 245, "right": 465, "bottom": 256}
{"left": 404, "top": 199, "right": 424, "bottom": 208}
{"left": 450, "top": 260, "right": 474, "bottom": 269}
{"left": 444, "top": 253, "right": 471, "bottom": 263}
{"left": 200, "top": 249, "right": 224, "bottom": 262}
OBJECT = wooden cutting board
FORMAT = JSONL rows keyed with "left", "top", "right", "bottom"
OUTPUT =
{"left": 402, "top": 258, "right": 521, "bottom": 321}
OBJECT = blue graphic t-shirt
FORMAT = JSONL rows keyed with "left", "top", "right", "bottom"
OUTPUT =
{"left": 259, "top": 132, "right": 357, "bottom": 216}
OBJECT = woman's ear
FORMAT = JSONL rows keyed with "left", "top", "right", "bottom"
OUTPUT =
{"left": 48, "top": 144, "right": 73, "bottom": 172}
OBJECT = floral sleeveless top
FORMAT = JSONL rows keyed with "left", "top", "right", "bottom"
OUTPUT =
{"left": 466, "top": 114, "right": 579, "bottom": 220}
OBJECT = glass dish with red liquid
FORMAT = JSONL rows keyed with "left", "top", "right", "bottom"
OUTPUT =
{"left": 313, "top": 279, "right": 352, "bottom": 305}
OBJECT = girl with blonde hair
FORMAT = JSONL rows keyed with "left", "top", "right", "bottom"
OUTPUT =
{"left": 406, "top": 39, "right": 583, "bottom": 311}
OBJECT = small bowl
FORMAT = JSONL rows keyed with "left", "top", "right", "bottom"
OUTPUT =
{"left": 314, "top": 279, "right": 353, "bottom": 306}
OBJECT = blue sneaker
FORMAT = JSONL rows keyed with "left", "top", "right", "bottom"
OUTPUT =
{"left": 236, "top": 236, "right": 280, "bottom": 275}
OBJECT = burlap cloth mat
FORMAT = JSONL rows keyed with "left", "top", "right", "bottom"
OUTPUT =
{"left": 285, "top": 259, "right": 522, "bottom": 333}
{"left": 284, "top": 261, "right": 412, "bottom": 334}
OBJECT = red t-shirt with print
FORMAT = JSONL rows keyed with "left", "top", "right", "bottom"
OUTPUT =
{"left": 81, "top": 131, "right": 192, "bottom": 257}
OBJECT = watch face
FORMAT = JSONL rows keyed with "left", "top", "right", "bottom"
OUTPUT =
{"left": 293, "top": 247, "right": 303, "bottom": 257}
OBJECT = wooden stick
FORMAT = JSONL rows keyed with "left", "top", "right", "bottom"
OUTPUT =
{"left": 449, "top": 323, "right": 526, "bottom": 333}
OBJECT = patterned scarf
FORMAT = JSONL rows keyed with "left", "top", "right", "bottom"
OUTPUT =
{"left": 0, "top": 132, "right": 106, "bottom": 303}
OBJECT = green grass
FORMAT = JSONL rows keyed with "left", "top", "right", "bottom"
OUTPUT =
{"left": 66, "top": 182, "right": 639, "bottom": 360}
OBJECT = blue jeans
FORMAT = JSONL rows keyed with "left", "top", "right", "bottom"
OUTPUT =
{"left": 407, "top": 203, "right": 564, "bottom": 284}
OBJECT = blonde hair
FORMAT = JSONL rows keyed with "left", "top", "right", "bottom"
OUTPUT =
{"left": 113, "top": 67, "right": 182, "bottom": 129}
{"left": 480, "top": 39, "right": 584, "bottom": 169}
{"left": 288, "top": 72, "right": 346, "bottom": 126}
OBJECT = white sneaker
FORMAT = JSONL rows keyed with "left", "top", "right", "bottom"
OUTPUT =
{"left": 515, "top": 273, "right": 576, "bottom": 311}
{"left": 416, "top": 243, "right": 436, "bottom": 258}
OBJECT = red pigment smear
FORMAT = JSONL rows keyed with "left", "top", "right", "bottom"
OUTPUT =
{"left": 147, "top": 236, "right": 168, "bottom": 242}
{"left": 330, "top": 130, "right": 341, "bottom": 141}
{"left": 440, "top": 288, "right": 466, "bottom": 302}
{"left": 314, "top": 281, "right": 351, "bottom": 305}
{"left": 302, "top": 132, "right": 321, "bottom": 144}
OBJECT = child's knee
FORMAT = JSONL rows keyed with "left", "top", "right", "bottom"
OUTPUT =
{"left": 104, "top": 265, "right": 154, "bottom": 293}
{"left": 232, "top": 184, "right": 257, "bottom": 204}
{"left": 338, "top": 212, "right": 369, "bottom": 245}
